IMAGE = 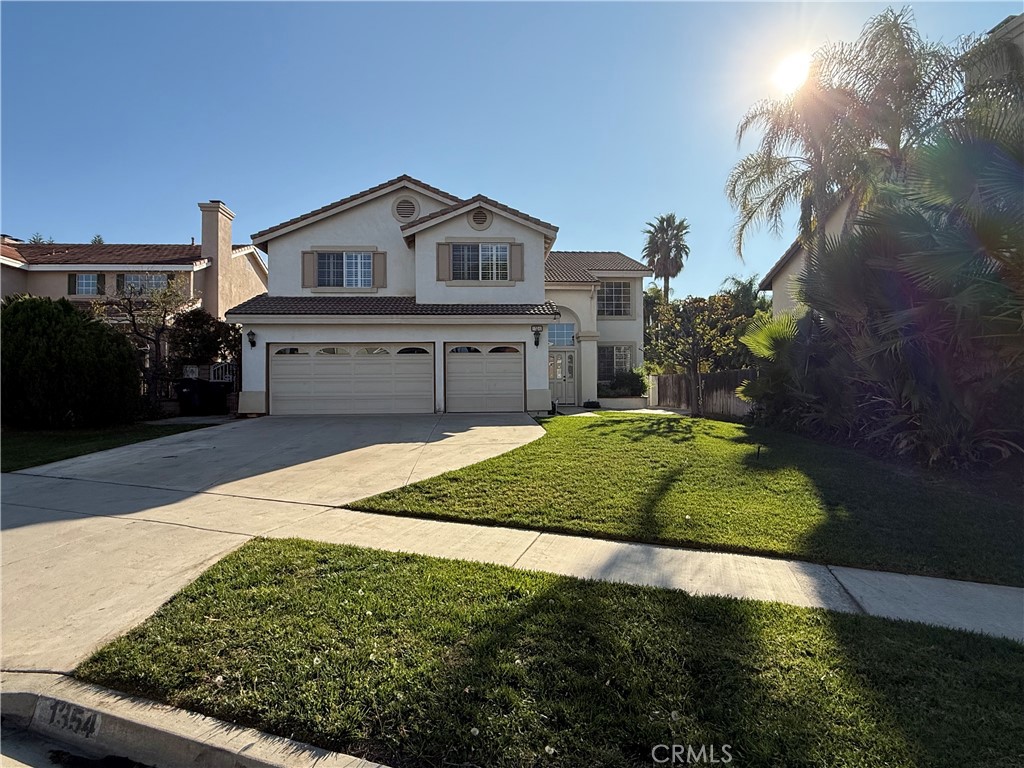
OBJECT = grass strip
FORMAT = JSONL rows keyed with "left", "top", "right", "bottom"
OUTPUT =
{"left": 77, "top": 538, "right": 1024, "bottom": 767}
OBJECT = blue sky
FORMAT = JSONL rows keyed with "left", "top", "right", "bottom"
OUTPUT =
{"left": 2, "top": 1, "right": 1016, "bottom": 298}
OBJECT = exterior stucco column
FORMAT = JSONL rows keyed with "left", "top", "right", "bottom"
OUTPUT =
{"left": 576, "top": 331, "right": 599, "bottom": 404}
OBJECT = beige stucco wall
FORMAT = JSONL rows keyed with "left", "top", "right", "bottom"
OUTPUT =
{"left": 264, "top": 190, "right": 448, "bottom": 296}
{"left": 6, "top": 269, "right": 201, "bottom": 304}
{"left": 1, "top": 265, "right": 28, "bottom": 295}
{"left": 770, "top": 198, "right": 852, "bottom": 316}
{"left": 770, "top": 250, "right": 807, "bottom": 315}
{"left": 213, "top": 251, "right": 267, "bottom": 319}
{"left": 236, "top": 319, "right": 551, "bottom": 414}
{"left": 414, "top": 214, "right": 547, "bottom": 305}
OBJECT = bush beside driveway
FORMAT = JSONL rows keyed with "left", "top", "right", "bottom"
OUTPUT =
{"left": 351, "top": 414, "right": 1024, "bottom": 587}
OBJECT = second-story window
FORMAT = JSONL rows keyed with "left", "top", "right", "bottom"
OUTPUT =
{"left": 452, "top": 243, "right": 509, "bottom": 281}
{"left": 318, "top": 251, "right": 372, "bottom": 288}
{"left": 124, "top": 273, "right": 168, "bottom": 293}
{"left": 597, "top": 281, "right": 632, "bottom": 316}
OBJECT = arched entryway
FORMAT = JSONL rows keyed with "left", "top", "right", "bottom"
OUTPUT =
{"left": 548, "top": 306, "right": 580, "bottom": 405}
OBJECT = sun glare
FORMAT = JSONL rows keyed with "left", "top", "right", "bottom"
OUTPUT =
{"left": 772, "top": 51, "right": 811, "bottom": 94}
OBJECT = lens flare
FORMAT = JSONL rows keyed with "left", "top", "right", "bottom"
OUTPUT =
{"left": 772, "top": 51, "right": 811, "bottom": 93}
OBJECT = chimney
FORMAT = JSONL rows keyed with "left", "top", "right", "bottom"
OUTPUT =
{"left": 198, "top": 200, "right": 235, "bottom": 319}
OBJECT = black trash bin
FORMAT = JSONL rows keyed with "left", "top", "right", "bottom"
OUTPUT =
{"left": 176, "top": 378, "right": 202, "bottom": 416}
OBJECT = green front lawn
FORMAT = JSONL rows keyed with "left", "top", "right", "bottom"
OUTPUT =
{"left": 352, "top": 414, "right": 1023, "bottom": 586}
{"left": 1, "top": 423, "right": 212, "bottom": 472}
{"left": 76, "top": 539, "right": 1024, "bottom": 768}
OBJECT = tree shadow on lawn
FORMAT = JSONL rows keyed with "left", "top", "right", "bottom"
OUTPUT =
{"left": 74, "top": 540, "right": 1024, "bottom": 767}
{"left": 574, "top": 414, "right": 702, "bottom": 444}
{"left": 348, "top": 563, "right": 1021, "bottom": 767}
{"left": 729, "top": 427, "right": 1024, "bottom": 586}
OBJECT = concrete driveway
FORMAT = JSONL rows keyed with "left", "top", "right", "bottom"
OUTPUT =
{"left": 1, "top": 414, "right": 543, "bottom": 672}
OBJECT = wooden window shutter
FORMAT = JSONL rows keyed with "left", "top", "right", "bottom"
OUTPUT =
{"left": 436, "top": 243, "right": 452, "bottom": 281}
{"left": 116, "top": 274, "right": 125, "bottom": 293}
{"left": 509, "top": 244, "right": 524, "bottom": 282}
{"left": 96, "top": 274, "right": 106, "bottom": 294}
{"left": 372, "top": 252, "right": 387, "bottom": 288}
{"left": 67, "top": 274, "right": 77, "bottom": 295}
{"left": 302, "top": 251, "right": 317, "bottom": 288}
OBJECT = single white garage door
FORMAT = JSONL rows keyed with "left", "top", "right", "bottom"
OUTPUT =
{"left": 446, "top": 343, "right": 525, "bottom": 412}
{"left": 270, "top": 343, "right": 434, "bottom": 415}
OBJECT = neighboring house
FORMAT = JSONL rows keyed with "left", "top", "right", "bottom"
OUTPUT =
{"left": 0, "top": 201, "right": 268, "bottom": 320}
{"left": 762, "top": 14, "right": 1023, "bottom": 316}
{"left": 226, "top": 175, "right": 651, "bottom": 415}
{"left": 758, "top": 199, "right": 852, "bottom": 316}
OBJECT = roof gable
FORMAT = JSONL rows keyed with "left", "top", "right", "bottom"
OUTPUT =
{"left": 251, "top": 175, "right": 462, "bottom": 244}
{"left": 400, "top": 194, "right": 559, "bottom": 251}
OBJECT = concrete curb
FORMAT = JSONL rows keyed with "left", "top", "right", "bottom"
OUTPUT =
{"left": 1, "top": 671, "right": 386, "bottom": 768}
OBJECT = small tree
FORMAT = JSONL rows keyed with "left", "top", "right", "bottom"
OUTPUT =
{"left": 28, "top": 232, "right": 55, "bottom": 244}
{"left": 96, "top": 278, "right": 196, "bottom": 412}
{"left": 167, "top": 307, "right": 241, "bottom": 377}
{"left": 90, "top": 234, "right": 105, "bottom": 245}
{"left": 1, "top": 296, "right": 140, "bottom": 428}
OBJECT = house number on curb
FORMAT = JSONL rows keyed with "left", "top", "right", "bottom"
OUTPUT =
{"left": 35, "top": 698, "right": 101, "bottom": 739}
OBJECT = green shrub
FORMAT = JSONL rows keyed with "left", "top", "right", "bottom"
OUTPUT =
{"left": 1, "top": 296, "right": 140, "bottom": 428}
{"left": 598, "top": 369, "right": 648, "bottom": 398}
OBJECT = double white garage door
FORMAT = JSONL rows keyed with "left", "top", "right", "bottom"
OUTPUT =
{"left": 270, "top": 342, "right": 524, "bottom": 415}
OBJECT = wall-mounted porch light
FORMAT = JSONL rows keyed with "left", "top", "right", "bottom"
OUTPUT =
{"left": 531, "top": 325, "right": 544, "bottom": 347}
{"left": 247, "top": 329, "right": 257, "bottom": 348}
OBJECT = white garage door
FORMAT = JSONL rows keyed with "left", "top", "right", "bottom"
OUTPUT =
{"left": 270, "top": 343, "right": 434, "bottom": 415}
{"left": 446, "top": 343, "right": 525, "bottom": 412}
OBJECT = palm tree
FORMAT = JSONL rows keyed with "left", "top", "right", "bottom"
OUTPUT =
{"left": 641, "top": 213, "right": 690, "bottom": 300}
{"left": 727, "top": 8, "right": 1024, "bottom": 261}
{"left": 726, "top": 58, "right": 861, "bottom": 260}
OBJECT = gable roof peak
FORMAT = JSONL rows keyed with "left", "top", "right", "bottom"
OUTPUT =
{"left": 250, "top": 174, "right": 463, "bottom": 243}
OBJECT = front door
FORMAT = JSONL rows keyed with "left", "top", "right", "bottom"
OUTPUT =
{"left": 548, "top": 350, "right": 576, "bottom": 405}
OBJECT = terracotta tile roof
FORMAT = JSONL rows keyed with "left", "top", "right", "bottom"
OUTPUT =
{"left": 251, "top": 175, "right": 463, "bottom": 242}
{"left": 402, "top": 194, "right": 558, "bottom": 234}
{"left": 1, "top": 244, "right": 26, "bottom": 263}
{"left": 10, "top": 243, "right": 204, "bottom": 266}
{"left": 227, "top": 295, "right": 559, "bottom": 317}
{"left": 545, "top": 251, "right": 650, "bottom": 282}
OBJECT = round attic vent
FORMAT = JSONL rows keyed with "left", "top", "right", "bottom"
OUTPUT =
{"left": 468, "top": 207, "right": 492, "bottom": 231}
{"left": 392, "top": 196, "right": 419, "bottom": 222}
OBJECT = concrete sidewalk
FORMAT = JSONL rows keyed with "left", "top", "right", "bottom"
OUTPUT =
{"left": 4, "top": 472, "right": 1021, "bottom": 661}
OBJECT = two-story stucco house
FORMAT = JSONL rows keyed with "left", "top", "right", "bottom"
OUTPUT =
{"left": 0, "top": 201, "right": 268, "bottom": 319}
{"left": 226, "top": 175, "right": 651, "bottom": 415}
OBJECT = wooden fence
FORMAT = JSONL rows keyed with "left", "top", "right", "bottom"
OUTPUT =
{"left": 649, "top": 369, "right": 757, "bottom": 420}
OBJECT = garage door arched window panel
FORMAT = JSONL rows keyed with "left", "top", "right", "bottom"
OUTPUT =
{"left": 316, "top": 347, "right": 350, "bottom": 356}
{"left": 357, "top": 347, "right": 390, "bottom": 356}
{"left": 449, "top": 346, "right": 483, "bottom": 354}
{"left": 275, "top": 347, "right": 308, "bottom": 355}
{"left": 397, "top": 347, "right": 430, "bottom": 354}
{"left": 489, "top": 346, "right": 520, "bottom": 354}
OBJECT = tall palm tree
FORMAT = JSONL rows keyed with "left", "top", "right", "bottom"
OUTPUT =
{"left": 727, "top": 8, "right": 1024, "bottom": 262}
{"left": 726, "top": 59, "right": 861, "bottom": 260}
{"left": 641, "top": 213, "right": 691, "bottom": 300}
